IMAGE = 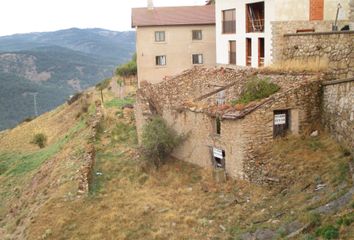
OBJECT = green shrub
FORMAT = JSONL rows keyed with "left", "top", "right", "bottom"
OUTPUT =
{"left": 337, "top": 213, "right": 354, "bottom": 226}
{"left": 67, "top": 92, "right": 83, "bottom": 105}
{"left": 316, "top": 225, "right": 339, "bottom": 240}
{"left": 95, "top": 78, "right": 111, "bottom": 90}
{"left": 230, "top": 77, "right": 280, "bottom": 105}
{"left": 115, "top": 53, "right": 137, "bottom": 77}
{"left": 140, "top": 116, "right": 184, "bottom": 168}
{"left": 31, "top": 133, "right": 47, "bottom": 148}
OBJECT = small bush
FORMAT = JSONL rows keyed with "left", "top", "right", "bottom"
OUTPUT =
{"left": 20, "top": 116, "right": 35, "bottom": 124}
{"left": 316, "top": 225, "right": 339, "bottom": 240}
{"left": 67, "top": 92, "right": 82, "bottom": 105}
{"left": 337, "top": 213, "right": 354, "bottom": 226}
{"left": 116, "top": 53, "right": 137, "bottom": 77}
{"left": 140, "top": 116, "right": 184, "bottom": 168}
{"left": 31, "top": 133, "right": 47, "bottom": 148}
{"left": 230, "top": 77, "right": 280, "bottom": 105}
{"left": 95, "top": 78, "right": 111, "bottom": 90}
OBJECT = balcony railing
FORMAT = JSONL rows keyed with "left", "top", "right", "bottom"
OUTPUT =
{"left": 247, "top": 19, "right": 264, "bottom": 32}
{"left": 259, "top": 57, "right": 264, "bottom": 67}
{"left": 229, "top": 51, "right": 236, "bottom": 65}
{"left": 222, "top": 21, "right": 236, "bottom": 34}
{"left": 246, "top": 56, "right": 252, "bottom": 66}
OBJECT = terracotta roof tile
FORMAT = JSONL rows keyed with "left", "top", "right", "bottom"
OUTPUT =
{"left": 132, "top": 5, "right": 215, "bottom": 27}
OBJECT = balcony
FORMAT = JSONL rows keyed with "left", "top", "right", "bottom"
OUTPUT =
{"left": 246, "top": 2, "right": 265, "bottom": 33}
{"left": 247, "top": 18, "right": 264, "bottom": 33}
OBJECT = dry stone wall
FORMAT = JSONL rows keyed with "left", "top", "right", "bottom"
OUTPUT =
{"left": 322, "top": 78, "right": 354, "bottom": 152}
{"left": 272, "top": 21, "right": 353, "bottom": 79}
{"left": 282, "top": 31, "right": 354, "bottom": 79}
{"left": 136, "top": 67, "right": 323, "bottom": 183}
{"left": 77, "top": 100, "right": 103, "bottom": 195}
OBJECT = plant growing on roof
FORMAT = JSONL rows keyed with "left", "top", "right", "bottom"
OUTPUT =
{"left": 230, "top": 76, "right": 280, "bottom": 106}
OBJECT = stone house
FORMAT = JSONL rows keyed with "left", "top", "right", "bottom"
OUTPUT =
{"left": 131, "top": 3, "right": 216, "bottom": 86}
{"left": 136, "top": 67, "right": 323, "bottom": 183}
{"left": 215, "top": 0, "right": 353, "bottom": 68}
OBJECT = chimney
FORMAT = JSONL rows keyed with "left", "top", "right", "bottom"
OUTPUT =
{"left": 147, "top": 0, "right": 154, "bottom": 10}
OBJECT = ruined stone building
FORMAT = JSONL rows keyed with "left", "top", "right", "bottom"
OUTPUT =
{"left": 136, "top": 67, "right": 324, "bottom": 183}
{"left": 131, "top": 3, "right": 216, "bottom": 86}
{"left": 215, "top": 0, "right": 354, "bottom": 68}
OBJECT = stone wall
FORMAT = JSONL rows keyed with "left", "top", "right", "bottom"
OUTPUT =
{"left": 136, "top": 67, "right": 323, "bottom": 183}
{"left": 163, "top": 80, "right": 322, "bottom": 183}
{"left": 77, "top": 100, "right": 103, "bottom": 195}
{"left": 322, "top": 78, "right": 354, "bottom": 152}
{"left": 282, "top": 31, "right": 354, "bottom": 79}
{"left": 271, "top": 21, "right": 354, "bottom": 80}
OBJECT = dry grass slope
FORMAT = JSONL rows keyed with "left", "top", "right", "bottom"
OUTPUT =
{"left": 0, "top": 84, "right": 353, "bottom": 240}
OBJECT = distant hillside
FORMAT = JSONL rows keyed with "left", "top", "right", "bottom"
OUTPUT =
{"left": 0, "top": 28, "right": 136, "bottom": 64}
{"left": 0, "top": 28, "right": 135, "bottom": 130}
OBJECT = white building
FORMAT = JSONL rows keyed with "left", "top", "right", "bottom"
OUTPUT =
{"left": 215, "top": 0, "right": 353, "bottom": 68}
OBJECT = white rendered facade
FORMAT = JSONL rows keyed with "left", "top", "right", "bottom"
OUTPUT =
{"left": 215, "top": 0, "right": 351, "bottom": 68}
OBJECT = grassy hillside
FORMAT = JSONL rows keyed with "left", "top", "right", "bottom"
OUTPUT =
{"left": 0, "top": 85, "right": 352, "bottom": 240}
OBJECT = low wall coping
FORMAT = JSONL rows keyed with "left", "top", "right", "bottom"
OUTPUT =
{"left": 322, "top": 77, "right": 354, "bottom": 86}
{"left": 284, "top": 30, "right": 354, "bottom": 37}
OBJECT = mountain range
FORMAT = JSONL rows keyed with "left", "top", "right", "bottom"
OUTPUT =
{"left": 0, "top": 28, "right": 136, "bottom": 130}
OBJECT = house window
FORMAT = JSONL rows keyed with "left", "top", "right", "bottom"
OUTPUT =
{"left": 155, "top": 55, "right": 166, "bottom": 66}
{"left": 192, "top": 54, "right": 203, "bottom": 64}
{"left": 246, "top": 2, "right": 264, "bottom": 33}
{"left": 246, "top": 38, "right": 252, "bottom": 66}
{"left": 192, "top": 30, "right": 202, "bottom": 40}
{"left": 229, "top": 40, "right": 236, "bottom": 65}
{"left": 213, "top": 148, "right": 225, "bottom": 169}
{"left": 258, "top": 38, "right": 265, "bottom": 67}
{"left": 216, "top": 117, "right": 221, "bottom": 135}
{"left": 155, "top": 31, "right": 165, "bottom": 42}
{"left": 222, "top": 9, "right": 236, "bottom": 34}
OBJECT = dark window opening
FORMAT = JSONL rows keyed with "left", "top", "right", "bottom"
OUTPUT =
{"left": 229, "top": 40, "right": 236, "bottom": 65}
{"left": 192, "top": 30, "right": 202, "bottom": 40}
{"left": 222, "top": 9, "right": 236, "bottom": 34}
{"left": 246, "top": 2, "right": 264, "bottom": 33}
{"left": 192, "top": 54, "right": 203, "bottom": 64}
{"left": 273, "top": 110, "right": 290, "bottom": 138}
{"left": 213, "top": 149, "right": 226, "bottom": 169}
{"left": 155, "top": 55, "right": 166, "bottom": 66}
{"left": 258, "top": 38, "right": 265, "bottom": 67}
{"left": 155, "top": 31, "right": 165, "bottom": 42}
{"left": 246, "top": 38, "right": 252, "bottom": 66}
{"left": 216, "top": 117, "right": 221, "bottom": 135}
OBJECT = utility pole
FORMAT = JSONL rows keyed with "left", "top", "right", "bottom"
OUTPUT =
{"left": 29, "top": 92, "right": 38, "bottom": 116}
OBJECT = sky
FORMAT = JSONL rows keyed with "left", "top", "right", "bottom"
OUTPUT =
{"left": 0, "top": 0, "right": 207, "bottom": 36}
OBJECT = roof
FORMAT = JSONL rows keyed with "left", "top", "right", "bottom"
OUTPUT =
{"left": 131, "top": 5, "right": 215, "bottom": 28}
{"left": 137, "top": 67, "right": 323, "bottom": 120}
